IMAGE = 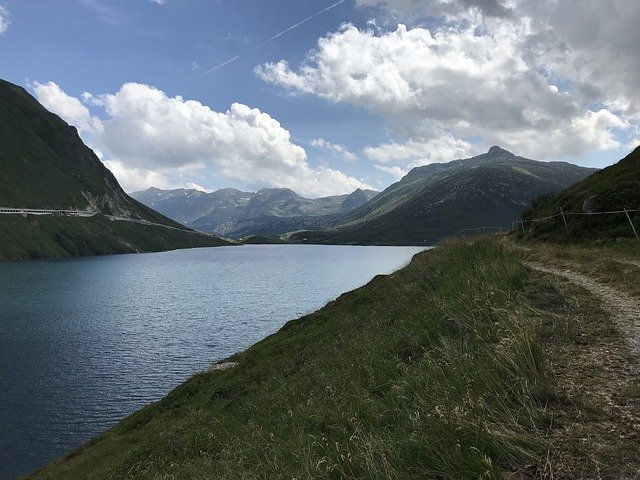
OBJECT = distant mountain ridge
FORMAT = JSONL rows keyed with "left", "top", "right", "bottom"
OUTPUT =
{"left": 287, "top": 146, "right": 597, "bottom": 245}
{"left": 131, "top": 186, "right": 379, "bottom": 238}
{"left": 0, "top": 78, "right": 230, "bottom": 259}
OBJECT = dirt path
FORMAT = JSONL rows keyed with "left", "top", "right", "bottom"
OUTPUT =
{"left": 615, "top": 258, "right": 640, "bottom": 269}
{"left": 526, "top": 262, "right": 640, "bottom": 353}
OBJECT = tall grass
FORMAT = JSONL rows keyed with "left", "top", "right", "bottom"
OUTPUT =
{"left": 34, "top": 239, "right": 552, "bottom": 479}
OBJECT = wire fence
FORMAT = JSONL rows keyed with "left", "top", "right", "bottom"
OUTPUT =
{"left": 515, "top": 207, "right": 640, "bottom": 239}
{"left": 450, "top": 208, "right": 640, "bottom": 241}
{"left": 452, "top": 226, "right": 511, "bottom": 236}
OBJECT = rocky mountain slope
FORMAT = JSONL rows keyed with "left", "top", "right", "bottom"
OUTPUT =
{"left": 521, "top": 146, "right": 640, "bottom": 241}
{"left": 131, "top": 186, "right": 378, "bottom": 238}
{"left": 288, "top": 146, "right": 597, "bottom": 245}
{"left": 0, "top": 78, "right": 230, "bottom": 259}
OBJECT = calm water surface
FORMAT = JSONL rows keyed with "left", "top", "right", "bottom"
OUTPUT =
{"left": 0, "top": 244, "right": 423, "bottom": 479}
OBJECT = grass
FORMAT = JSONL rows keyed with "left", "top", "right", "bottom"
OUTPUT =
{"left": 0, "top": 79, "right": 199, "bottom": 228}
{"left": 521, "top": 147, "right": 640, "bottom": 242}
{"left": 525, "top": 270, "right": 640, "bottom": 478}
{"left": 514, "top": 240, "right": 640, "bottom": 297}
{"left": 29, "top": 237, "right": 640, "bottom": 478}
{"left": 0, "top": 215, "right": 232, "bottom": 260}
{"left": 287, "top": 151, "right": 594, "bottom": 246}
{"left": 32, "top": 239, "right": 550, "bottom": 479}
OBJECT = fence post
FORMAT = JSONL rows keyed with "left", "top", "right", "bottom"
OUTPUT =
{"left": 560, "top": 207, "right": 568, "bottom": 230}
{"left": 482, "top": 226, "right": 486, "bottom": 234}
{"left": 624, "top": 208, "right": 639, "bottom": 239}
{"left": 520, "top": 219, "right": 525, "bottom": 234}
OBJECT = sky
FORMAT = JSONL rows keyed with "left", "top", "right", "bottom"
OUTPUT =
{"left": 0, "top": 0, "right": 639, "bottom": 197}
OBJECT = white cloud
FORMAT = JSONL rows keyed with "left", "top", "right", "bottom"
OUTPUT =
{"left": 257, "top": 21, "right": 631, "bottom": 168}
{"left": 374, "top": 164, "right": 409, "bottom": 181}
{"left": 358, "top": 0, "right": 640, "bottom": 121}
{"left": 103, "top": 160, "right": 172, "bottom": 192}
{"left": 522, "top": 1, "right": 640, "bottom": 122}
{"left": 33, "top": 81, "right": 371, "bottom": 197}
{"left": 32, "top": 81, "right": 102, "bottom": 134}
{"left": 185, "top": 182, "right": 210, "bottom": 192}
{"left": 364, "top": 136, "right": 476, "bottom": 165}
{"left": 0, "top": 5, "right": 10, "bottom": 34}
{"left": 310, "top": 138, "right": 358, "bottom": 162}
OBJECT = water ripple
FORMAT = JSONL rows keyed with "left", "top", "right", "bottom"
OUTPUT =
{"left": 0, "top": 244, "right": 423, "bottom": 479}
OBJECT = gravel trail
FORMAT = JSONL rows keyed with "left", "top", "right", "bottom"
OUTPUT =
{"left": 527, "top": 261, "right": 640, "bottom": 353}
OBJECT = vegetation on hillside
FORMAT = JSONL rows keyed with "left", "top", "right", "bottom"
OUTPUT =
{"left": 0, "top": 215, "right": 232, "bottom": 261}
{"left": 520, "top": 146, "right": 640, "bottom": 242}
{"left": 32, "top": 238, "right": 640, "bottom": 479}
{"left": 0, "top": 78, "right": 235, "bottom": 259}
{"left": 0, "top": 79, "right": 169, "bottom": 224}
{"left": 287, "top": 147, "right": 596, "bottom": 246}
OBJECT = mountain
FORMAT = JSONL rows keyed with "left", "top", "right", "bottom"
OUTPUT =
{"left": 521, "top": 146, "right": 640, "bottom": 241}
{"left": 0, "top": 78, "right": 231, "bottom": 259}
{"left": 131, "top": 186, "right": 379, "bottom": 238}
{"left": 287, "top": 146, "right": 597, "bottom": 245}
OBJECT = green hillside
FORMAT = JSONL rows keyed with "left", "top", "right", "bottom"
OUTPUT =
{"left": 0, "top": 78, "right": 232, "bottom": 259}
{"left": 31, "top": 238, "right": 640, "bottom": 478}
{"left": 288, "top": 147, "right": 595, "bottom": 246}
{"left": 0, "top": 215, "right": 230, "bottom": 260}
{"left": 521, "top": 146, "right": 640, "bottom": 241}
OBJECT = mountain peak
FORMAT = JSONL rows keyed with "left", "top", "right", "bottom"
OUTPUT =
{"left": 487, "top": 145, "right": 515, "bottom": 157}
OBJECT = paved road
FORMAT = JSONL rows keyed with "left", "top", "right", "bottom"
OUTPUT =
{"left": 0, "top": 207, "right": 95, "bottom": 217}
{"left": 0, "top": 207, "right": 211, "bottom": 235}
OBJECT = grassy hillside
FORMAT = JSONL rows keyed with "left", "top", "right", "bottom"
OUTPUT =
{"left": 521, "top": 146, "right": 640, "bottom": 242}
{"left": 0, "top": 79, "right": 193, "bottom": 229}
{"left": 288, "top": 147, "right": 595, "bottom": 246}
{"left": 0, "top": 78, "right": 234, "bottom": 259}
{"left": 32, "top": 237, "right": 640, "bottom": 479}
{"left": 0, "top": 215, "right": 232, "bottom": 260}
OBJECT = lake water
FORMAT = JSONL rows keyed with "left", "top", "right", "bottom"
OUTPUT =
{"left": 0, "top": 244, "right": 423, "bottom": 479}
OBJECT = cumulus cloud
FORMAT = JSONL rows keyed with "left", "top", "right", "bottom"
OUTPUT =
{"left": 358, "top": 0, "right": 640, "bottom": 120}
{"left": 373, "top": 165, "right": 408, "bottom": 181}
{"left": 0, "top": 4, "right": 10, "bottom": 34}
{"left": 521, "top": 0, "right": 640, "bottom": 122}
{"left": 34, "top": 82, "right": 371, "bottom": 197}
{"left": 33, "top": 81, "right": 103, "bottom": 133}
{"left": 311, "top": 138, "right": 358, "bottom": 162}
{"left": 364, "top": 136, "right": 476, "bottom": 165}
{"left": 257, "top": 19, "right": 631, "bottom": 171}
{"left": 103, "top": 160, "right": 173, "bottom": 192}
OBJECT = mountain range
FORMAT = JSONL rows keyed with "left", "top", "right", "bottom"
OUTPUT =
{"left": 0, "top": 78, "right": 230, "bottom": 260}
{"left": 286, "top": 146, "right": 597, "bottom": 245}
{"left": 0, "top": 75, "right": 606, "bottom": 255}
{"left": 131, "top": 187, "right": 379, "bottom": 238}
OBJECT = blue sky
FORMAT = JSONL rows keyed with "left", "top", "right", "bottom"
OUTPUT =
{"left": 1, "top": 0, "right": 638, "bottom": 196}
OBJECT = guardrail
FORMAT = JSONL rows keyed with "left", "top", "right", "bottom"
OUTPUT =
{"left": 0, "top": 208, "right": 96, "bottom": 217}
